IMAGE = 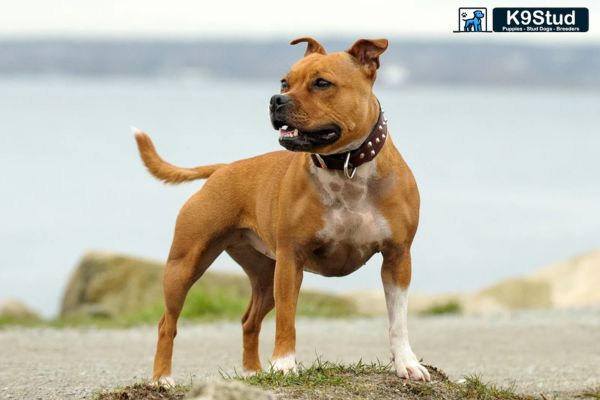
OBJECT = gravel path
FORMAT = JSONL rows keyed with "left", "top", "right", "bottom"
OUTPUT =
{"left": 1, "top": 310, "right": 599, "bottom": 399}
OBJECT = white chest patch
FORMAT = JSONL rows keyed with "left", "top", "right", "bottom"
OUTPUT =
{"left": 311, "top": 162, "right": 392, "bottom": 251}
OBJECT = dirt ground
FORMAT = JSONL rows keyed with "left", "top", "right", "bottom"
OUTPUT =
{"left": 1, "top": 310, "right": 599, "bottom": 399}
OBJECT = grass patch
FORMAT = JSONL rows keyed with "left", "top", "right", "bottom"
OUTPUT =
{"left": 233, "top": 359, "right": 535, "bottom": 400}
{"left": 95, "top": 359, "right": 596, "bottom": 400}
{"left": 578, "top": 388, "right": 600, "bottom": 399}
{"left": 74, "top": 285, "right": 358, "bottom": 328}
{"left": 231, "top": 358, "right": 392, "bottom": 390}
{"left": 0, "top": 314, "right": 44, "bottom": 328}
{"left": 461, "top": 374, "right": 521, "bottom": 399}
{"left": 420, "top": 300, "right": 462, "bottom": 316}
{"left": 296, "top": 291, "right": 359, "bottom": 318}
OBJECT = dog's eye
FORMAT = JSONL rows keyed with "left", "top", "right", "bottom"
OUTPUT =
{"left": 313, "top": 78, "right": 333, "bottom": 90}
{"left": 280, "top": 80, "right": 289, "bottom": 92}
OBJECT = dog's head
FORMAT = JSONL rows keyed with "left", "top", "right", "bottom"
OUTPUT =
{"left": 473, "top": 10, "right": 485, "bottom": 18}
{"left": 270, "top": 37, "right": 388, "bottom": 154}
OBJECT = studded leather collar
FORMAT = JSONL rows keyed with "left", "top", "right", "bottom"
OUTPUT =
{"left": 310, "top": 107, "right": 387, "bottom": 178}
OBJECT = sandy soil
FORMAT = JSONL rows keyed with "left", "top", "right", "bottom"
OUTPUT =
{"left": 1, "top": 310, "right": 599, "bottom": 399}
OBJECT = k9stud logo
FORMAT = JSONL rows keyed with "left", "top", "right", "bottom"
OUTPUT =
{"left": 454, "top": 7, "right": 589, "bottom": 33}
{"left": 493, "top": 8, "right": 589, "bottom": 32}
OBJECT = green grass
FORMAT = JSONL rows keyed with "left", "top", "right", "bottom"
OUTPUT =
{"left": 1, "top": 272, "right": 360, "bottom": 329}
{"left": 109, "top": 280, "right": 360, "bottom": 327}
{"left": 93, "top": 359, "right": 587, "bottom": 400}
{"left": 420, "top": 299, "right": 463, "bottom": 316}
{"left": 578, "top": 388, "right": 600, "bottom": 399}
{"left": 230, "top": 358, "right": 392, "bottom": 389}
{"left": 231, "top": 359, "right": 535, "bottom": 400}
{"left": 0, "top": 314, "right": 43, "bottom": 328}
{"left": 460, "top": 375, "right": 522, "bottom": 399}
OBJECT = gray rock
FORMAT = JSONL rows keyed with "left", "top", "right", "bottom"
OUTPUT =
{"left": 60, "top": 251, "right": 163, "bottom": 318}
{"left": 185, "top": 380, "right": 274, "bottom": 400}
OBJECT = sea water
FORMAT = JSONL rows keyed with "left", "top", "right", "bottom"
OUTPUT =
{"left": 0, "top": 76, "right": 598, "bottom": 316}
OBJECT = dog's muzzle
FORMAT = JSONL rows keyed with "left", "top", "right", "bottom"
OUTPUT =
{"left": 269, "top": 94, "right": 292, "bottom": 114}
{"left": 269, "top": 94, "right": 341, "bottom": 152}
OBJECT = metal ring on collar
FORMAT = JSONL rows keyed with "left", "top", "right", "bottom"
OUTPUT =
{"left": 313, "top": 154, "right": 328, "bottom": 169}
{"left": 344, "top": 152, "right": 357, "bottom": 179}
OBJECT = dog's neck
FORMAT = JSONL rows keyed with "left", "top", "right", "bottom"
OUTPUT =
{"left": 310, "top": 100, "right": 387, "bottom": 178}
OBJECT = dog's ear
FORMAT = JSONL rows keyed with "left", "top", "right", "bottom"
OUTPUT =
{"left": 290, "top": 37, "right": 327, "bottom": 56}
{"left": 346, "top": 39, "right": 388, "bottom": 74}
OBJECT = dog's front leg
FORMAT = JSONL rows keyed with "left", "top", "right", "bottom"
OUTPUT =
{"left": 381, "top": 247, "right": 431, "bottom": 382}
{"left": 271, "top": 248, "right": 303, "bottom": 373}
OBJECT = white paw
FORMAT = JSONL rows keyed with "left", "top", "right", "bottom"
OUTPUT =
{"left": 153, "top": 375, "right": 175, "bottom": 388}
{"left": 392, "top": 349, "right": 431, "bottom": 382}
{"left": 271, "top": 353, "right": 297, "bottom": 374}
{"left": 241, "top": 369, "right": 259, "bottom": 377}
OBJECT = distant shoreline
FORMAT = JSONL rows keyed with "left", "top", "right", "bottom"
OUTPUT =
{"left": 0, "top": 39, "right": 598, "bottom": 89}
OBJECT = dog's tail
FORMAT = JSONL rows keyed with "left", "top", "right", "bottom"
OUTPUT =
{"left": 132, "top": 127, "right": 226, "bottom": 184}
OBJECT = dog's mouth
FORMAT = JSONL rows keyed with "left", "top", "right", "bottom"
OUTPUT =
{"left": 272, "top": 121, "right": 341, "bottom": 152}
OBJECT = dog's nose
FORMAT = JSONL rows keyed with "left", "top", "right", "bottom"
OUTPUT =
{"left": 270, "top": 94, "right": 292, "bottom": 112}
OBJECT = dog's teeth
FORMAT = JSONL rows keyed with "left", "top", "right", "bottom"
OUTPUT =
{"left": 281, "top": 125, "right": 288, "bottom": 130}
{"left": 292, "top": 129, "right": 298, "bottom": 137}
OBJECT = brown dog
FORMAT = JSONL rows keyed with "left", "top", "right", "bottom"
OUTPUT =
{"left": 134, "top": 37, "right": 430, "bottom": 385}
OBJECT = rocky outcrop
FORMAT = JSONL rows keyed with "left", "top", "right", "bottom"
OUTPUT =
{"left": 531, "top": 250, "right": 600, "bottom": 308}
{"left": 462, "top": 250, "right": 600, "bottom": 314}
{"left": 60, "top": 251, "right": 163, "bottom": 318}
{"left": 347, "top": 250, "right": 600, "bottom": 315}
{"left": 0, "top": 298, "right": 40, "bottom": 319}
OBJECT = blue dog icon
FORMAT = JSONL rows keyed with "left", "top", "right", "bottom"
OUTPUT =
{"left": 463, "top": 10, "right": 485, "bottom": 31}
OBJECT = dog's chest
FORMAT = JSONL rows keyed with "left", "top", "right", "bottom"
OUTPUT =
{"left": 307, "top": 163, "right": 391, "bottom": 275}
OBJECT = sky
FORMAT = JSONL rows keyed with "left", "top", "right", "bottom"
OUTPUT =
{"left": 0, "top": 0, "right": 598, "bottom": 42}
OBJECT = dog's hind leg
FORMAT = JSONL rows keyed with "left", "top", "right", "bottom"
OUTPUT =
{"left": 227, "top": 242, "right": 275, "bottom": 374}
{"left": 152, "top": 184, "right": 239, "bottom": 386}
